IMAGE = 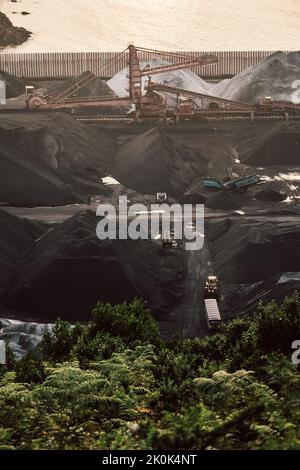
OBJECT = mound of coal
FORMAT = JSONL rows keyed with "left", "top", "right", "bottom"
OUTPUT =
{"left": 213, "top": 51, "right": 300, "bottom": 103}
{"left": 0, "top": 209, "right": 47, "bottom": 297}
{"left": 238, "top": 122, "right": 300, "bottom": 166}
{"left": 5, "top": 211, "right": 185, "bottom": 320}
{"left": 205, "top": 191, "right": 246, "bottom": 210}
{"left": 206, "top": 218, "right": 300, "bottom": 283}
{"left": 255, "top": 189, "right": 287, "bottom": 202}
{"left": 0, "top": 70, "right": 31, "bottom": 98}
{"left": 179, "top": 193, "right": 207, "bottom": 204}
{"left": 112, "top": 128, "right": 208, "bottom": 197}
{"left": 0, "top": 11, "right": 31, "bottom": 47}
{"left": 49, "top": 72, "right": 129, "bottom": 115}
{"left": 0, "top": 113, "right": 112, "bottom": 206}
{"left": 221, "top": 273, "right": 300, "bottom": 319}
{"left": 50, "top": 71, "right": 116, "bottom": 99}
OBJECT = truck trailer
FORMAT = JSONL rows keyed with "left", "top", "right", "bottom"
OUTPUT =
{"left": 204, "top": 298, "right": 222, "bottom": 331}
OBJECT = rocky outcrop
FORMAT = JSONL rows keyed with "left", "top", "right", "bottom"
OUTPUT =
{"left": 0, "top": 11, "right": 31, "bottom": 47}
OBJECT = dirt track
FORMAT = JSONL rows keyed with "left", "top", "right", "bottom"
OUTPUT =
{"left": 172, "top": 242, "right": 212, "bottom": 338}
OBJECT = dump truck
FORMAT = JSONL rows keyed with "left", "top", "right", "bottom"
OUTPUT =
{"left": 204, "top": 299, "right": 222, "bottom": 331}
{"left": 204, "top": 275, "right": 220, "bottom": 300}
{"left": 203, "top": 276, "right": 222, "bottom": 330}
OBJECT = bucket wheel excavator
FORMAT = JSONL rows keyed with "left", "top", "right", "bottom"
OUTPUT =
{"left": 26, "top": 45, "right": 300, "bottom": 121}
{"left": 26, "top": 45, "right": 218, "bottom": 116}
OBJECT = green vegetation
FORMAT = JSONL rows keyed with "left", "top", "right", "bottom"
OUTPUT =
{"left": 0, "top": 296, "right": 300, "bottom": 450}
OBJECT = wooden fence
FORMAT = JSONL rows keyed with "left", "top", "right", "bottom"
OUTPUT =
{"left": 0, "top": 50, "right": 292, "bottom": 79}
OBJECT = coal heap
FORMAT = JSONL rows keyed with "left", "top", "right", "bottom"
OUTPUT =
{"left": 0, "top": 113, "right": 113, "bottom": 206}
{"left": 112, "top": 128, "right": 208, "bottom": 197}
{"left": 0, "top": 70, "right": 31, "bottom": 99}
{"left": 238, "top": 123, "right": 300, "bottom": 166}
{"left": 50, "top": 71, "right": 117, "bottom": 99}
{"left": 206, "top": 218, "right": 300, "bottom": 283}
{"left": 5, "top": 211, "right": 185, "bottom": 320}
{"left": 0, "top": 209, "right": 47, "bottom": 296}
{"left": 221, "top": 273, "right": 300, "bottom": 319}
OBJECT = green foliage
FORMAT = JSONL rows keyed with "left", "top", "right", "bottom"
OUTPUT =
{"left": 40, "top": 321, "right": 84, "bottom": 362}
{"left": 90, "top": 299, "right": 160, "bottom": 346}
{"left": 0, "top": 344, "right": 156, "bottom": 449}
{"left": 73, "top": 332, "right": 126, "bottom": 368}
{"left": 1, "top": 295, "right": 300, "bottom": 450}
{"left": 250, "top": 295, "right": 300, "bottom": 354}
{"left": 15, "top": 351, "right": 46, "bottom": 384}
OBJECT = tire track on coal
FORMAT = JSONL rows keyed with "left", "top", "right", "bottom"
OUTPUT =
{"left": 170, "top": 239, "right": 211, "bottom": 338}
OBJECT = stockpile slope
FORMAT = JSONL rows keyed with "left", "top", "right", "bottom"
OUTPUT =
{"left": 221, "top": 273, "right": 300, "bottom": 319}
{"left": 112, "top": 128, "right": 208, "bottom": 197}
{"left": 6, "top": 211, "right": 185, "bottom": 320}
{"left": 0, "top": 209, "right": 46, "bottom": 297}
{"left": 213, "top": 52, "right": 300, "bottom": 103}
{"left": 206, "top": 218, "right": 300, "bottom": 283}
{"left": 238, "top": 122, "right": 300, "bottom": 166}
{"left": 51, "top": 71, "right": 117, "bottom": 99}
{"left": 0, "top": 70, "right": 31, "bottom": 98}
{"left": 49, "top": 72, "right": 129, "bottom": 114}
{"left": 0, "top": 113, "right": 112, "bottom": 205}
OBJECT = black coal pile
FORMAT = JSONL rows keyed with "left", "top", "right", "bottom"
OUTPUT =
{"left": 0, "top": 113, "right": 113, "bottom": 206}
{"left": 0, "top": 70, "right": 31, "bottom": 98}
{"left": 5, "top": 211, "right": 185, "bottom": 320}
{"left": 205, "top": 191, "right": 247, "bottom": 210}
{"left": 0, "top": 209, "right": 47, "bottom": 297}
{"left": 213, "top": 51, "right": 300, "bottom": 103}
{"left": 50, "top": 71, "right": 129, "bottom": 115}
{"left": 206, "top": 218, "right": 300, "bottom": 283}
{"left": 0, "top": 11, "right": 31, "bottom": 47}
{"left": 179, "top": 193, "right": 207, "bottom": 204}
{"left": 255, "top": 189, "right": 287, "bottom": 202}
{"left": 221, "top": 272, "right": 300, "bottom": 319}
{"left": 50, "top": 71, "right": 116, "bottom": 99}
{"left": 238, "top": 123, "right": 300, "bottom": 166}
{"left": 111, "top": 128, "right": 208, "bottom": 197}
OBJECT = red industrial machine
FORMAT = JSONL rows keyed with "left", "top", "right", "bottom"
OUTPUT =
{"left": 26, "top": 45, "right": 218, "bottom": 116}
{"left": 25, "top": 45, "right": 300, "bottom": 122}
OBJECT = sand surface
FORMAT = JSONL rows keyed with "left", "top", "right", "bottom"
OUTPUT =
{"left": 0, "top": 0, "right": 299, "bottom": 51}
